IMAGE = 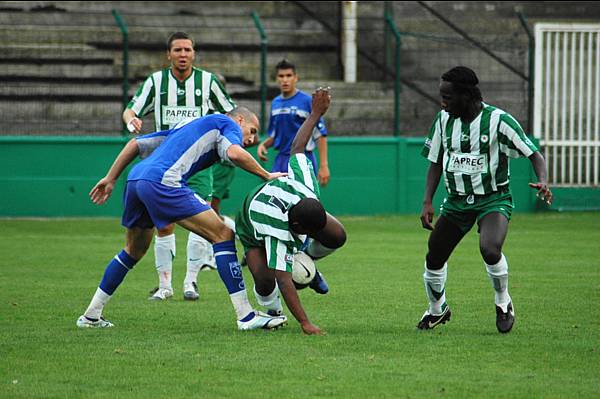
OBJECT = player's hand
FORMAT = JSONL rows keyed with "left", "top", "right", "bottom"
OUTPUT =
{"left": 257, "top": 143, "right": 269, "bottom": 161}
{"left": 266, "top": 172, "right": 287, "bottom": 180}
{"left": 301, "top": 321, "right": 325, "bottom": 336}
{"left": 529, "top": 182, "right": 553, "bottom": 205}
{"left": 318, "top": 165, "right": 330, "bottom": 186}
{"left": 312, "top": 87, "right": 331, "bottom": 116}
{"left": 127, "top": 117, "right": 142, "bottom": 134}
{"left": 420, "top": 201, "right": 435, "bottom": 231}
{"left": 89, "top": 177, "right": 115, "bottom": 205}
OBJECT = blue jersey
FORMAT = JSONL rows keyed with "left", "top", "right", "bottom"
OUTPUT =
{"left": 128, "top": 114, "right": 242, "bottom": 188}
{"left": 267, "top": 90, "right": 327, "bottom": 155}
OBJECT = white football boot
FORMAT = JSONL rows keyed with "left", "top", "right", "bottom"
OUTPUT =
{"left": 148, "top": 287, "right": 174, "bottom": 301}
{"left": 183, "top": 282, "right": 200, "bottom": 301}
{"left": 237, "top": 311, "right": 287, "bottom": 331}
{"left": 76, "top": 315, "right": 114, "bottom": 328}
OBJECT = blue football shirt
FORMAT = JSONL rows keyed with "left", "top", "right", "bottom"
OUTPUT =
{"left": 128, "top": 114, "right": 242, "bottom": 187}
{"left": 267, "top": 90, "right": 327, "bottom": 155}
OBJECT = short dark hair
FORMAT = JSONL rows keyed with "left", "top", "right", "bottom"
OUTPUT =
{"left": 441, "top": 66, "right": 482, "bottom": 101}
{"left": 167, "top": 32, "right": 194, "bottom": 50}
{"left": 289, "top": 198, "right": 326, "bottom": 233}
{"left": 275, "top": 59, "right": 296, "bottom": 73}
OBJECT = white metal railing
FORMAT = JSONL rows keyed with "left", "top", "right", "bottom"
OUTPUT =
{"left": 534, "top": 23, "right": 600, "bottom": 186}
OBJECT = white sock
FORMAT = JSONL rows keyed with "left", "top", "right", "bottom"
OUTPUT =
{"left": 155, "top": 234, "right": 176, "bottom": 290}
{"left": 253, "top": 284, "right": 283, "bottom": 314}
{"left": 486, "top": 253, "right": 511, "bottom": 311}
{"left": 83, "top": 287, "right": 111, "bottom": 320}
{"left": 186, "top": 232, "right": 214, "bottom": 284}
{"left": 229, "top": 290, "right": 255, "bottom": 320}
{"left": 305, "top": 239, "right": 336, "bottom": 259}
{"left": 423, "top": 262, "right": 448, "bottom": 315}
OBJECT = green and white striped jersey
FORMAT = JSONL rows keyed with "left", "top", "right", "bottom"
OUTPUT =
{"left": 237, "top": 154, "right": 320, "bottom": 272}
{"left": 422, "top": 103, "right": 538, "bottom": 196}
{"left": 127, "top": 67, "right": 235, "bottom": 131}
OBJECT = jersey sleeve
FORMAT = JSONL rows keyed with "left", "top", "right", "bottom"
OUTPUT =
{"left": 216, "top": 117, "right": 243, "bottom": 161}
{"left": 287, "top": 154, "right": 320, "bottom": 197}
{"left": 498, "top": 113, "right": 538, "bottom": 158}
{"left": 421, "top": 112, "right": 444, "bottom": 164}
{"left": 135, "top": 130, "right": 171, "bottom": 159}
{"left": 127, "top": 75, "right": 155, "bottom": 117}
{"left": 264, "top": 236, "right": 294, "bottom": 272}
{"left": 209, "top": 75, "right": 236, "bottom": 113}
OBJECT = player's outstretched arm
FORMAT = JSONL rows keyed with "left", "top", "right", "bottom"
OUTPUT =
{"left": 290, "top": 87, "right": 331, "bottom": 156}
{"left": 275, "top": 270, "right": 324, "bottom": 335}
{"left": 227, "top": 145, "right": 287, "bottom": 181}
{"left": 89, "top": 138, "right": 140, "bottom": 205}
{"left": 421, "top": 162, "right": 443, "bottom": 230}
{"left": 528, "top": 151, "right": 553, "bottom": 205}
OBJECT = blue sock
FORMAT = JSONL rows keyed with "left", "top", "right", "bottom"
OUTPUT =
{"left": 213, "top": 240, "right": 245, "bottom": 294}
{"left": 99, "top": 249, "right": 138, "bottom": 295}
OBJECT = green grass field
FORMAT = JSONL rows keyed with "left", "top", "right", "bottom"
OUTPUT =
{"left": 1, "top": 213, "right": 599, "bottom": 398}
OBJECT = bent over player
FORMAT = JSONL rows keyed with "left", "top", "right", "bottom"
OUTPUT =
{"left": 77, "top": 108, "right": 286, "bottom": 330}
{"left": 417, "top": 66, "right": 553, "bottom": 333}
{"left": 237, "top": 88, "right": 346, "bottom": 335}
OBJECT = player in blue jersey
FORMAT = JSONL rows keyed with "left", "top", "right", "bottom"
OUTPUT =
{"left": 258, "top": 59, "right": 330, "bottom": 183}
{"left": 257, "top": 59, "right": 331, "bottom": 294}
{"left": 77, "top": 108, "right": 288, "bottom": 331}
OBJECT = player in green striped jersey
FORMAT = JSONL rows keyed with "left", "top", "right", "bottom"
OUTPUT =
{"left": 418, "top": 66, "right": 553, "bottom": 333}
{"left": 236, "top": 88, "right": 346, "bottom": 335}
{"left": 122, "top": 32, "right": 236, "bottom": 302}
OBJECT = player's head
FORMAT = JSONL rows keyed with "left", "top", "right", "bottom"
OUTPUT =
{"left": 275, "top": 59, "right": 298, "bottom": 97}
{"left": 439, "top": 66, "right": 482, "bottom": 117}
{"left": 228, "top": 106, "right": 259, "bottom": 147}
{"left": 167, "top": 32, "right": 195, "bottom": 74}
{"left": 288, "top": 198, "right": 327, "bottom": 236}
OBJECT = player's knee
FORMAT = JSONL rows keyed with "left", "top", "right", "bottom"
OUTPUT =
{"left": 125, "top": 244, "right": 149, "bottom": 261}
{"left": 480, "top": 245, "right": 501, "bottom": 265}
{"left": 321, "top": 229, "right": 346, "bottom": 249}
{"left": 254, "top": 278, "right": 276, "bottom": 296}
{"left": 157, "top": 224, "right": 175, "bottom": 236}
{"left": 317, "top": 219, "right": 347, "bottom": 249}
{"left": 425, "top": 252, "right": 445, "bottom": 270}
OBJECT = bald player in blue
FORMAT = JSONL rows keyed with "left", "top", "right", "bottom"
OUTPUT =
{"left": 77, "top": 108, "right": 288, "bottom": 331}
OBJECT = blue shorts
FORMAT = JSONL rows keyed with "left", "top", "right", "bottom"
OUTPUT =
{"left": 121, "top": 180, "right": 211, "bottom": 230}
{"left": 272, "top": 151, "right": 317, "bottom": 173}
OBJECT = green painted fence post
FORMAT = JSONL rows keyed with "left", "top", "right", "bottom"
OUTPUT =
{"left": 251, "top": 11, "right": 268, "bottom": 135}
{"left": 385, "top": 13, "right": 401, "bottom": 136}
{"left": 112, "top": 9, "right": 129, "bottom": 136}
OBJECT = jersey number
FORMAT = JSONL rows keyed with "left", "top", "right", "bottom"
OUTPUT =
{"left": 268, "top": 196, "right": 290, "bottom": 213}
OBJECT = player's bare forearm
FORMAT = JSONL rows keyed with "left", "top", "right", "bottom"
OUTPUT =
{"left": 106, "top": 138, "right": 139, "bottom": 181}
{"left": 275, "top": 270, "right": 322, "bottom": 335}
{"left": 423, "top": 162, "right": 442, "bottom": 204}
{"left": 90, "top": 139, "right": 139, "bottom": 205}
{"left": 317, "top": 137, "right": 330, "bottom": 186}
{"left": 421, "top": 162, "right": 442, "bottom": 230}
{"left": 290, "top": 88, "right": 331, "bottom": 155}
{"left": 228, "top": 145, "right": 285, "bottom": 181}
{"left": 528, "top": 151, "right": 553, "bottom": 204}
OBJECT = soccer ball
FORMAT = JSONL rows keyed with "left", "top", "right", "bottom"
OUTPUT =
{"left": 292, "top": 251, "right": 316, "bottom": 286}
